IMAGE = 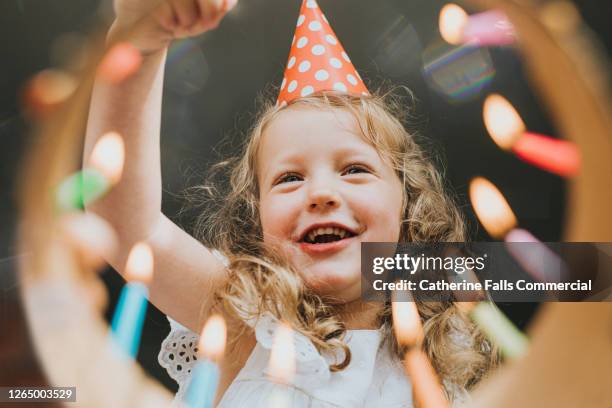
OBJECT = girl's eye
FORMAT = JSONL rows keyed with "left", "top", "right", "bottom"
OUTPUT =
{"left": 343, "top": 165, "right": 370, "bottom": 175}
{"left": 276, "top": 173, "right": 302, "bottom": 184}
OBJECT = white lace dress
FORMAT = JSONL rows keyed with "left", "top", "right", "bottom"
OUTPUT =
{"left": 159, "top": 313, "right": 416, "bottom": 407}
{"left": 159, "top": 311, "right": 475, "bottom": 407}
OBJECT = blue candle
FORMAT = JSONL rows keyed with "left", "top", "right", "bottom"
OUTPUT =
{"left": 110, "top": 281, "right": 148, "bottom": 358}
{"left": 185, "top": 359, "right": 220, "bottom": 408}
{"left": 184, "top": 315, "right": 226, "bottom": 408}
{"left": 110, "top": 242, "right": 153, "bottom": 358}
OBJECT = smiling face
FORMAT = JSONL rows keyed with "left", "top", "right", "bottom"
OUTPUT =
{"left": 257, "top": 106, "right": 404, "bottom": 302}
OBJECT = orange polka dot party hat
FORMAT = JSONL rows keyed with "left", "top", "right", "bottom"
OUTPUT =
{"left": 277, "top": 0, "right": 370, "bottom": 106}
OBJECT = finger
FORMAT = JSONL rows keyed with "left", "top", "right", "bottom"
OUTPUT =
{"left": 225, "top": 0, "right": 238, "bottom": 12}
{"left": 59, "top": 212, "right": 118, "bottom": 271}
{"left": 151, "top": 1, "right": 178, "bottom": 32}
{"left": 198, "top": 0, "right": 224, "bottom": 23}
{"left": 169, "top": 0, "right": 199, "bottom": 28}
{"left": 190, "top": 0, "right": 225, "bottom": 33}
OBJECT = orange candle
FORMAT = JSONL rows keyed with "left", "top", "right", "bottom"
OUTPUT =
{"left": 392, "top": 298, "right": 449, "bottom": 408}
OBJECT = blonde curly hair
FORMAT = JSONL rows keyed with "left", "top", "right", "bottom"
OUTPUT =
{"left": 189, "top": 90, "right": 498, "bottom": 398}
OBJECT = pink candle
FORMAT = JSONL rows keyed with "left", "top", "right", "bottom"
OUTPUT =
{"left": 439, "top": 4, "right": 515, "bottom": 46}
{"left": 483, "top": 94, "right": 581, "bottom": 177}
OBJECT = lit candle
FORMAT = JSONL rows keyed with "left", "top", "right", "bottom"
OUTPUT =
{"left": 466, "top": 177, "right": 540, "bottom": 359}
{"left": 456, "top": 301, "right": 528, "bottom": 360}
{"left": 110, "top": 242, "right": 153, "bottom": 358}
{"left": 185, "top": 315, "right": 227, "bottom": 408}
{"left": 505, "top": 228, "right": 567, "bottom": 283}
{"left": 469, "top": 176, "right": 565, "bottom": 282}
{"left": 483, "top": 94, "right": 581, "bottom": 177}
{"left": 56, "top": 131, "right": 125, "bottom": 211}
{"left": 439, "top": 4, "right": 515, "bottom": 46}
{"left": 22, "top": 69, "right": 77, "bottom": 118}
{"left": 266, "top": 322, "right": 296, "bottom": 407}
{"left": 97, "top": 42, "right": 143, "bottom": 84}
{"left": 392, "top": 295, "right": 449, "bottom": 408}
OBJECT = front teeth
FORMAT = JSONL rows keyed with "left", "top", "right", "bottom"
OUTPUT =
{"left": 306, "top": 227, "right": 348, "bottom": 242}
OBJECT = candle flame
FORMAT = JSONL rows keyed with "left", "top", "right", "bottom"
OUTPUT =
{"left": 98, "top": 42, "right": 143, "bottom": 84}
{"left": 469, "top": 177, "right": 517, "bottom": 239}
{"left": 392, "top": 297, "right": 423, "bottom": 347}
{"left": 199, "top": 314, "right": 227, "bottom": 360}
{"left": 125, "top": 242, "right": 153, "bottom": 284}
{"left": 483, "top": 94, "right": 525, "bottom": 150}
{"left": 439, "top": 4, "right": 468, "bottom": 45}
{"left": 89, "top": 132, "right": 125, "bottom": 184}
{"left": 268, "top": 322, "right": 295, "bottom": 383}
{"left": 23, "top": 69, "right": 77, "bottom": 116}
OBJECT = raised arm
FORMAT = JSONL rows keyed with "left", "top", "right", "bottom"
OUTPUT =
{"left": 84, "top": 0, "right": 238, "bottom": 333}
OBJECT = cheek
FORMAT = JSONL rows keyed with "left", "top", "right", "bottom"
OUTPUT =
{"left": 259, "top": 194, "right": 300, "bottom": 241}
{"left": 361, "top": 187, "right": 403, "bottom": 241}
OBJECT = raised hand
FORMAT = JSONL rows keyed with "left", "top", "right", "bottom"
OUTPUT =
{"left": 110, "top": 0, "right": 238, "bottom": 53}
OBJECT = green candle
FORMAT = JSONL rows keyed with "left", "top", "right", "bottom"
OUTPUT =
{"left": 56, "top": 168, "right": 110, "bottom": 211}
{"left": 470, "top": 301, "right": 529, "bottom": 359}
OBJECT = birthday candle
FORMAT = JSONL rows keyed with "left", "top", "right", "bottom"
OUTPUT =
{"left": 185, "top": 315, "right": 226, "bottom": 408}
{"left": 505, "top": 228, "right": 567, "bottom": 283}
{"left": 97, "top": 42, "right": 143, "bottom": 84}
{"left": 56, "top": 131, "right": 125, "bottom": 211}
{"left": 457, "top": 301, "right": 528, "bottom": 360}
{"left": 470, "top": 178, "right": 567, "bottom": 284}
{"left": 266, "top": 322, "right": 296, "bottom": 408}
{"left": 483, "top": 94, "right": 581, "bottom": 177}
{"left": 22, "top": 69, "right": 77, "bottom": 118}
{"left": 439, "top": 4, "right": 515, "bottom": 46}
{"left": 110, "top": 242, "right": 153, "bottom": 358}
{"left": 392, "top": 295, "right": 449, "bottom": 408}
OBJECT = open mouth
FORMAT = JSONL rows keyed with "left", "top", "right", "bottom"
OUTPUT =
{"left": 301, "top": 226, "right": 356, "bottom": 244}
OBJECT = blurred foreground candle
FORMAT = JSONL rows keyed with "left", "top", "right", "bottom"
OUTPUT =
{"left": 110, "top": 242, "right": 153, "bottom": 358}
{"left": 505, "top": 228, "right": 567, "bottom": 283}
{"left": 97, "top": 42, "right": 143, "bottom": 84}
{"left": 22, "top": 69, "right": 77, "bottom": 118}
{"left": 56, "top": 131, "right": 125, "bottom": 211}
{"left": 468, "top": 177, "right": 517, "bottom": 239}
{"left": 392, "top": 297, "right": 448, "bottom": 408}
{"left": 456, "top": 301, "right": 528, "bottom": 360}
{"left": 185, "top": 315, "right": 226, "bottom": 408}
{"left": 483, "top": 94, "right": 581, "bottom": 177}
{"left": 469, "top": 177, "right": 564, "bottom": 280}
{"left": 267, "top": 322, "right": 296, "bottom": 407}
{"left": 439, "top": 4, "right": 515, "bottom": 46}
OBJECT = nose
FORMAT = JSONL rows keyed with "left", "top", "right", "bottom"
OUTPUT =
{"left": 307, "top": 183, "right": 341, "bottom": 211}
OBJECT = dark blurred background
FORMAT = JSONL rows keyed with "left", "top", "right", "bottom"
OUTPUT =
{"left": 1, "top": 0, "right": 610, "bottom": 394}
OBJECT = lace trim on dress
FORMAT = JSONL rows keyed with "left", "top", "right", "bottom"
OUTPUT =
{"left": 158, "top": 318, "right": 200, "bottom": 401}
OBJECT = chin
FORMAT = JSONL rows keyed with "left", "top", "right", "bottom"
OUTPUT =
{"left": 301, "top": 264, "right": 361, "bottom": 301}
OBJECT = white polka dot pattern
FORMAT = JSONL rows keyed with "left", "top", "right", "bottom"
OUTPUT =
{"left": 308, "top": 21, "right": 322, "bottom": 31}
{"left": 298, "top": 60, "right": 311, "bottom": 72}
{"left": 288, "top": 80, "right": 298, "bottom": 93}
{"left": 315, "top": 69, "right": 329, "bottom": 81}
{"left": 330, "top": 58, "right": 342, "bottom": 69}
{"left": 301, "top": 85, "right": 314, "bottom": 97}
{"left": 311, "top": 44, "right": 325, "bottom": 55}
{"left": 287, "top": 56, "right": 296, "bottom": 69}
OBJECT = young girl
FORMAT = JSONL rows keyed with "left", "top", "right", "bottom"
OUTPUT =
{"left": 85, "top": 0, "right": 497, "bottom": 406}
